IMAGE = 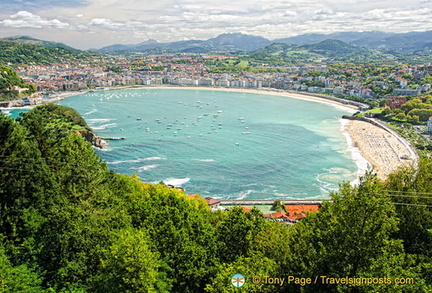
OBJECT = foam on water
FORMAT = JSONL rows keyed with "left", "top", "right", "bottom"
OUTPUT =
{"left": 192, "top": 159, "right": 216, "bottom": 162}
{"left": 341, "top": 119, "right": 370, "bottom": 184}
{"left": 91, "top": 123, "right": 118, "bottom": 130}
{"left": 137, "top": 164, "right": 160, "bottom": 172}
{"left": 85, "top": 109, "right": 98, "bottom": 115}
{"left": 163, "top": 178, "right": 191, "bottom": 186}
{"left": 108, "top": 157, "right": 165, "bottom": 165}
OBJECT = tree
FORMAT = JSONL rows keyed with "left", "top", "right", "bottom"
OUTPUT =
{"left": 91, "top": 228, "right": 171, "bottom": 293}
{"left": 129, "top": 184, "right": 219, "bottom": 292}
{"left": 385, "top": 159, "right": 432, "bottom": 256}
{"left": 0, "top": 239, "right": 45, "bottom": 293}
{"left": 396, "top": 112, "right": 406, "bottom": 120}
{"left": 205, "top": 255, "right": 277, "bottom": 293}
{"left": 286, "top": 174, "right": 410, "bottom": 292}
{"left": 216, "top": 207, "right": 266, "bottom": 264}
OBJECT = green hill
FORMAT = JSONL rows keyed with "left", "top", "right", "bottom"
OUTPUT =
{"left": 0, "top": 65, "right": 35, "bottom": 101}
{"left": 0, "top": 37, "right": 94, "bottom": 65}
{"left": 2, "top": 35, "right": 78, "bottom": 51}
{"left": 249, "top": 39, "right": 390, "bottom": 64}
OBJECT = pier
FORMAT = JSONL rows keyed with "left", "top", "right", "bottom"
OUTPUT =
{"left": 100, "top": 137, "right": 125, "bottom": 140}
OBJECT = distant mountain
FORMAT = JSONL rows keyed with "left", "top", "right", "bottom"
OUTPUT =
{"left": 206, "top": 33, "right": 271, "bottom": 51}
{"left": 1, "top": 35, "right": 79, "bottom": 51}
{"left": 96, "top": 31, "right": 432, "bottom": 55}
{"left": 275, "top": 31, "right": 432, "bottom": 54}
{"left": 250, "top": 39, "right": 386, "bottom": 63}
{"left": 96, "top": 33, "right": 272, "bottom": 53}
{"left": 303, "top": 39, "right": 372, "bottom": 57}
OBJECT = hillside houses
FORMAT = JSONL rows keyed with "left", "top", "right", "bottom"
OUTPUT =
{"left": 13, "top": 54, "right": 432, "bottom": 101}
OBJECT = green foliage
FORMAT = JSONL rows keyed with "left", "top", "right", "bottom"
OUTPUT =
{"left": 0, "top": 241, "right": 45, "bottom": 293}
{"left": 0, "top": 66, "right": 35, "bottom": 101}
{"left": 216, "top": 207, "right": 265, "bottom": 264}
{"left": 1, "top": 104, "right": 432, "bottom": 292}
{"left": 129, "top": 184, "right": 219, "bottom": 292}
{"left": 0, "top": 41, "right": 92, "bottom": 65}
{"left": 286, "top": 174, "right": 405, "bottom": 292}
{"left": 407, "top": 109, "right": 432, "bottom": 121}
{"left": 386, "top": 159, "right": 432, "bottom": 256}
{"left": 420, "top": 74, "right": 432, "bottom": 85}
{"left": 90, "top": 228, "right": 170, "bottom": 293}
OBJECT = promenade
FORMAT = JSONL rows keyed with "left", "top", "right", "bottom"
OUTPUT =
{"left": 220, "top": 199, "right": 329, "bottom": 205}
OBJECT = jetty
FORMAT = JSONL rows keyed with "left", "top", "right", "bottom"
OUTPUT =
{"left": 100, "top": 137, "right": 125, "bottom": 140}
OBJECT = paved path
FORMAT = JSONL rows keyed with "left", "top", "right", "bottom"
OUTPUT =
{"left": 220, "top": 199, "right": 330, "bottom": 205}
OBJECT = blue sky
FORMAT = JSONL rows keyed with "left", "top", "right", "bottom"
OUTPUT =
{"left": 0, "top": 0, "right": 431, "bottom": 49}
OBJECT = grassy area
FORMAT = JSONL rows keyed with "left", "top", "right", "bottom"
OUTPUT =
{"left": 366, "top": 108, "right": 384, "bottom": 114}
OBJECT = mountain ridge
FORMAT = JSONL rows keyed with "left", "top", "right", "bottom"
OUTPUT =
{"left": 3, "top": 30, "right": 432, "bottom": 57}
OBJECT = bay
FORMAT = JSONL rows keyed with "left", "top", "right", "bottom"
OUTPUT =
{"left": 7, "top": 88, "right": 359, "bottom": 200}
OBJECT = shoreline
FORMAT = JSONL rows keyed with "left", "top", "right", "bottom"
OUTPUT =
{"left": 2, "top": 85, "right": 416, "bottom": 183}
{"left": 126, "top": 85, "right": 362, "bottom": 112}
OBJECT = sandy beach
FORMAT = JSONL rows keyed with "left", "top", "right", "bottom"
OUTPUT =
{"left": 346, "top": 119, "right": 416, "bottom": 180}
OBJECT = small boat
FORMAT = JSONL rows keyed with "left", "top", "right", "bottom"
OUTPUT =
{"left": 242, "top": 132, "right": 251, "bottom": 135}
{"left": 136, "top": 118, "right": 142, "bottom": 121}
{"left": 235, "top": 142, "right": 240, "bottom": 146}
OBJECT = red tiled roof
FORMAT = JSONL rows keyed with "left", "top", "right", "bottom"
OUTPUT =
{"left": 204, "top": 197, "right": 220, "bottom": 205}
{"left": 263, "top": 211, "right": 290, "bottom": 219}
{"left": 241, "top": 206, "right": 252, "bottom": 213}
{"left": 285, "top": 204, "right": 320, "bottom": 215}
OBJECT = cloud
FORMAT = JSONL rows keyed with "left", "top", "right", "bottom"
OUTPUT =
{"left": 1, "top": 0, "right": 432, "bottom": 49}
{"left": 0, "top": 11, "right": 69, "bottom": 29}
{"left": 88, "top": 18, "right": 147, "bottom": 31}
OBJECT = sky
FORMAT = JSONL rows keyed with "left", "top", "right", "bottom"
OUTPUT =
{"left": 0, "top": 0, "right": 431, "bottom": 50}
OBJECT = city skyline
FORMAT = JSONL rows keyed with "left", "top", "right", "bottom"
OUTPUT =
{"left": 0, "top": 0, "right": 431, "bottom": 50}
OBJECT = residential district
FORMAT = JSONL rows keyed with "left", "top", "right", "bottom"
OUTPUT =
{"left": 3, "top": 53, "right": 432, "bottom": 108}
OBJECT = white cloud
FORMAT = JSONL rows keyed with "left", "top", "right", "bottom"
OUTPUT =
{"left": 0, "top": 11, "right": 69, "bottom": 29}
{"left": 88, "top": 18, "right": 148, "bottom": 31}
{"left": 1, "top": 0, "right": 432, "bottom": 49}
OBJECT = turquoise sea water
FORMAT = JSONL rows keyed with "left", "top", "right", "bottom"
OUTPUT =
{"left": 5, "top": 88, "right": 358, "bottom": 200}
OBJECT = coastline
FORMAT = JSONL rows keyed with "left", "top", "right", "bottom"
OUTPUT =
{"left": 129, "top": 85, "right": 362, "bottom": 111}
{"left": 3, "top": 85, "right": 416, "bottom": 183}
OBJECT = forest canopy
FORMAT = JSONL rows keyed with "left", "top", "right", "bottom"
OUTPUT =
{"left": 0, "top": 104, "right": 432, "bottom": 292}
